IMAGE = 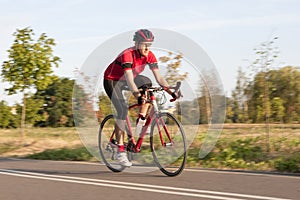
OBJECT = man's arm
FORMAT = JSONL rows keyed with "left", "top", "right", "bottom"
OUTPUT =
{"left": 124, "top": 69, "right": 141, "bottom": 98}
{"left": 152, "top": 68, "right": 173, "bottom": 95}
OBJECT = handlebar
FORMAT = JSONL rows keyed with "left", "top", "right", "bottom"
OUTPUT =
{"left": 139, "top": 81, "right": 183, "bottom": 102}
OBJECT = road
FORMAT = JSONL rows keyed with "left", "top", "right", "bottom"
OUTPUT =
{"left": 0, "top": 158, "right": 299, "bottom": 200}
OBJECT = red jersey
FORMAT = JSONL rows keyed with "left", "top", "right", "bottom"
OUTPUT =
{"left": 104, "top": 47, "right": 158, "bottom": 81}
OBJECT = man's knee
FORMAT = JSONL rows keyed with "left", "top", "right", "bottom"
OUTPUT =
{"left": 134, "top": 75, "right": 152, "bottom": 89}
{"left": 116, "top": 112, "right": 127, "bottom": 120}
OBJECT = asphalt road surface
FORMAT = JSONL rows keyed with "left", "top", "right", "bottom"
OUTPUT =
{"left": 0, "top": 158, "right": 299, "bottom": 200}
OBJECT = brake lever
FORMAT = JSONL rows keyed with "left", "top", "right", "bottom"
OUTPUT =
{"left": 174, "top": 81, "right": 181, "bottom": 90}
{"left": 170, "top": 82, "right": 183, "bottom": 102}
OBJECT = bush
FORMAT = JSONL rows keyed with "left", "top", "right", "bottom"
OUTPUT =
{"left": 198, "top": 137, "right": 268, "bottom": 169}
{"left": 274, "top": 153, "right": 300, "bottom": 173}
{"left": 223, "top": 138, "right": 265, "bottom": 162}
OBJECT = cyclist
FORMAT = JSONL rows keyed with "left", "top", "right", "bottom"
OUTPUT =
{"left": 103, "top": 29, "right": 178, "bottom": 167}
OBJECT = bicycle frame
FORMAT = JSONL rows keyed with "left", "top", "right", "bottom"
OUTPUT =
{"left": 108, "top": 88, "right": 173, "bottom": 153}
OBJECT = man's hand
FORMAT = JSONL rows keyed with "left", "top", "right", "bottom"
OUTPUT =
{"left": 170, "top": 90, "right": 182, "bottom": 102}
{"left": 138, "top": 95, "right": 147, "bottom": 104}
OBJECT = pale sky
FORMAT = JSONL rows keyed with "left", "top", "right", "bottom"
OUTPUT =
{"left": 1, "top": 0, "right": 300, "bottom": 104}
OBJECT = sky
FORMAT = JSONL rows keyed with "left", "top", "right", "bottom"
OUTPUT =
{"left": 1, "top": 0, "right": 300, "bottom": 104}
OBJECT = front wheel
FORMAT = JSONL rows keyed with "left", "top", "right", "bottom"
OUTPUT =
{"left": 98, "top": 114, "right": 125, "bottom": 172}
{"left": 150, "top": 112, "right": 187, "bottom": 176}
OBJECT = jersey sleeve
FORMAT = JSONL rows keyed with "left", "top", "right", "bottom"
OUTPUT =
{"left": 120, "top": 49, "right": 133, "bottom": 70}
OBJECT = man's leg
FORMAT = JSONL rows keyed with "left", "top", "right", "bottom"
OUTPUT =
{"left": 115, "top": 119, "right": 125, "bottom": 146}
{"left": 134, "top": 75, "right": 152, "bottom": 119}
{"left": 114, "top": 119, "right": 132, "bottom": 167}
{"left": 103, "top": 79, "right": 132, "bottom": 167}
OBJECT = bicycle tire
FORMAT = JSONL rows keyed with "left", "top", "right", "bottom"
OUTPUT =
{"left": 150, "top": 112, "right": 187, "bottom": 176}
{"left": 98, "top": 114, "right": 125, "bottom": 172}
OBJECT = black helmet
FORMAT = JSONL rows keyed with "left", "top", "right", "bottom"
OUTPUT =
{"left": 133, "top": 29, "right": 154, "bottom": 43}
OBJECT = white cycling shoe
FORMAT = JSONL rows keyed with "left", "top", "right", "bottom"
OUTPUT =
{"left": 117, "top": 152, "right": 132, "bottom": 167}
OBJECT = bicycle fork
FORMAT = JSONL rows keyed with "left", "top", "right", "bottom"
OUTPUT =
{"left": 156, "top": 116, "right": 174, "bottom": 147}
{"left": 150, "top": 91, "right": 174, "bottom": 147}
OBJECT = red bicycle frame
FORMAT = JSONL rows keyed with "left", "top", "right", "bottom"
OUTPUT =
{"left": 109, "top": 89, "right": 174, "bottom": 153}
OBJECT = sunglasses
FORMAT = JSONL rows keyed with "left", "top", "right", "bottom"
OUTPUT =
{"left": 139, "top": 43, "right": 152, "bottom": 48}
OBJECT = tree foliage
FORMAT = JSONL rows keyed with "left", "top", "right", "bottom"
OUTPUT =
{"left": 230, "top": 67, "right": 249, "bottom": 123}
{"left": 1, "top": 27, "right": 60, "bottom": 133}
{"left": 1, "top": 27, "right": 60, "bottom": 94}
{"left": 159, "top": 52, "right": 188, "bottom": 86}
{"left": 248, "top": 66, "right": 300, "bottom": 123}
{"left": 228, "top": 66, "right": 300, "bottom": 124}
{"left": 35, "top": 78, "right": 75, "bottom": 127}
{"left": 0, "top": 101, "right": 18, "bottom": 128}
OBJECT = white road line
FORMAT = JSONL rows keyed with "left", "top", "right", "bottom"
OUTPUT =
{"left": 6, "top": 158, "right": 300, "bottom": 180}
{"left": 0, "top": 169, "right": 291, "bottom": 200}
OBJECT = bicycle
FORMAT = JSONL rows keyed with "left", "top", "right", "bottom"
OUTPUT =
{"left": 98, "top": 82, "right": 187, "bottom": 176}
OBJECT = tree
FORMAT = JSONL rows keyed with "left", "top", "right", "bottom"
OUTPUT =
{"left": 14, "top": 94, "right": 45, "bottom": 127}
{"left": 1, "top": 27, "right": 60, "bottom": 135}
{"left": 225, "top": 97, "right": 234, "bottom": 123}
{"left": 159, "top": 52, "right": 188, "bottom": 86}
{"left": 231, "top": 67, "right": 249, "bottom": 123}
{"left": 198, "top": 82, "right": 211, "bottom": 124}
{"left": 270, "top": 97, "right": 285, "bottom": 122}
{"left": 0, "top": 101, "right": 11, "bottom": 128}
{"left": 0, "top": 101, "right": 14, "bottom": 128}
{"left": 97, "top": 92, "right": 113, "bottom": 119}
{"left": 268, "top": 66, "right": 300, "bottom": 122}
{"left": 159, "top": 52, "right": 189, "bottom": 122}
{"left": 35, "top": 78, "right": 74, "bottom": 127}
{"left": 246, "top": 66, "right": 300, "bottom": 123}
{"left": 246, "top": 37, "right": 279, "bottom": 151}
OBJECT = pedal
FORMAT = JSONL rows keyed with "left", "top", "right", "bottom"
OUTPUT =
{"left": 126, "top": 141, "right": 135, "bottom": 152}
{"left": 111, "top": 151, "right": 116, "bottom": 160}
{"left": 105, "top": 144, "right": 112, "bottom": 152}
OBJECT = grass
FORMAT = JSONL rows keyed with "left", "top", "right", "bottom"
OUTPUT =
{"left": 26, "top": 147, "right": 93, "bottom": 161}
{"left": 0, "top": 142, "right": 22, "bottom": 154}
{"left": 0, "top": 127, "right": 82, "bottom": 157}
{"left": 0, "top": 127, "right": 79, "bottom": 141}
{"left": 1, "top": 124, "right": 300, "bottom": 173}
{"left": 187, "top": 124, "right": 300, "bottom": 173}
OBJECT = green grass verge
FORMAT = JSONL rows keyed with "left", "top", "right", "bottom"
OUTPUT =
{"left": 187, "top": 136, "right": 300, "bottom": 173}
{"left": 26, "top": 147, "right": 93, "bottom": 161}
{"left": 2, "top": 125, "right": 300, "bottom": 173}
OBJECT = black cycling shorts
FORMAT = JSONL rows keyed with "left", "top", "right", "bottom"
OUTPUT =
{"left": 103, "top": 75, "right": 152, "bottom": 120}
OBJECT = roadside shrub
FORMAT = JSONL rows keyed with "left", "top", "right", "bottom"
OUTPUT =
{"left": 199, "top": 137, "right": 268, "bottom": 169}
{"left": 274, "top": 153, "right": 300, "bottom": 173}
{"left": 215, "top": 138, "right": 265, "bottom": 162}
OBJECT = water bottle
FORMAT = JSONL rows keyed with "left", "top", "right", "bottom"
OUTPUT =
{"left": 135, "top": 118, "right": 146, "bottom": 135}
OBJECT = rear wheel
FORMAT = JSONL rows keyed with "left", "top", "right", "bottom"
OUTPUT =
{"left": 150, "top": 112, "right": 187, "bottom": 176}
{"left": 98, "top": 115, "right": 125, "bottom": 172}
